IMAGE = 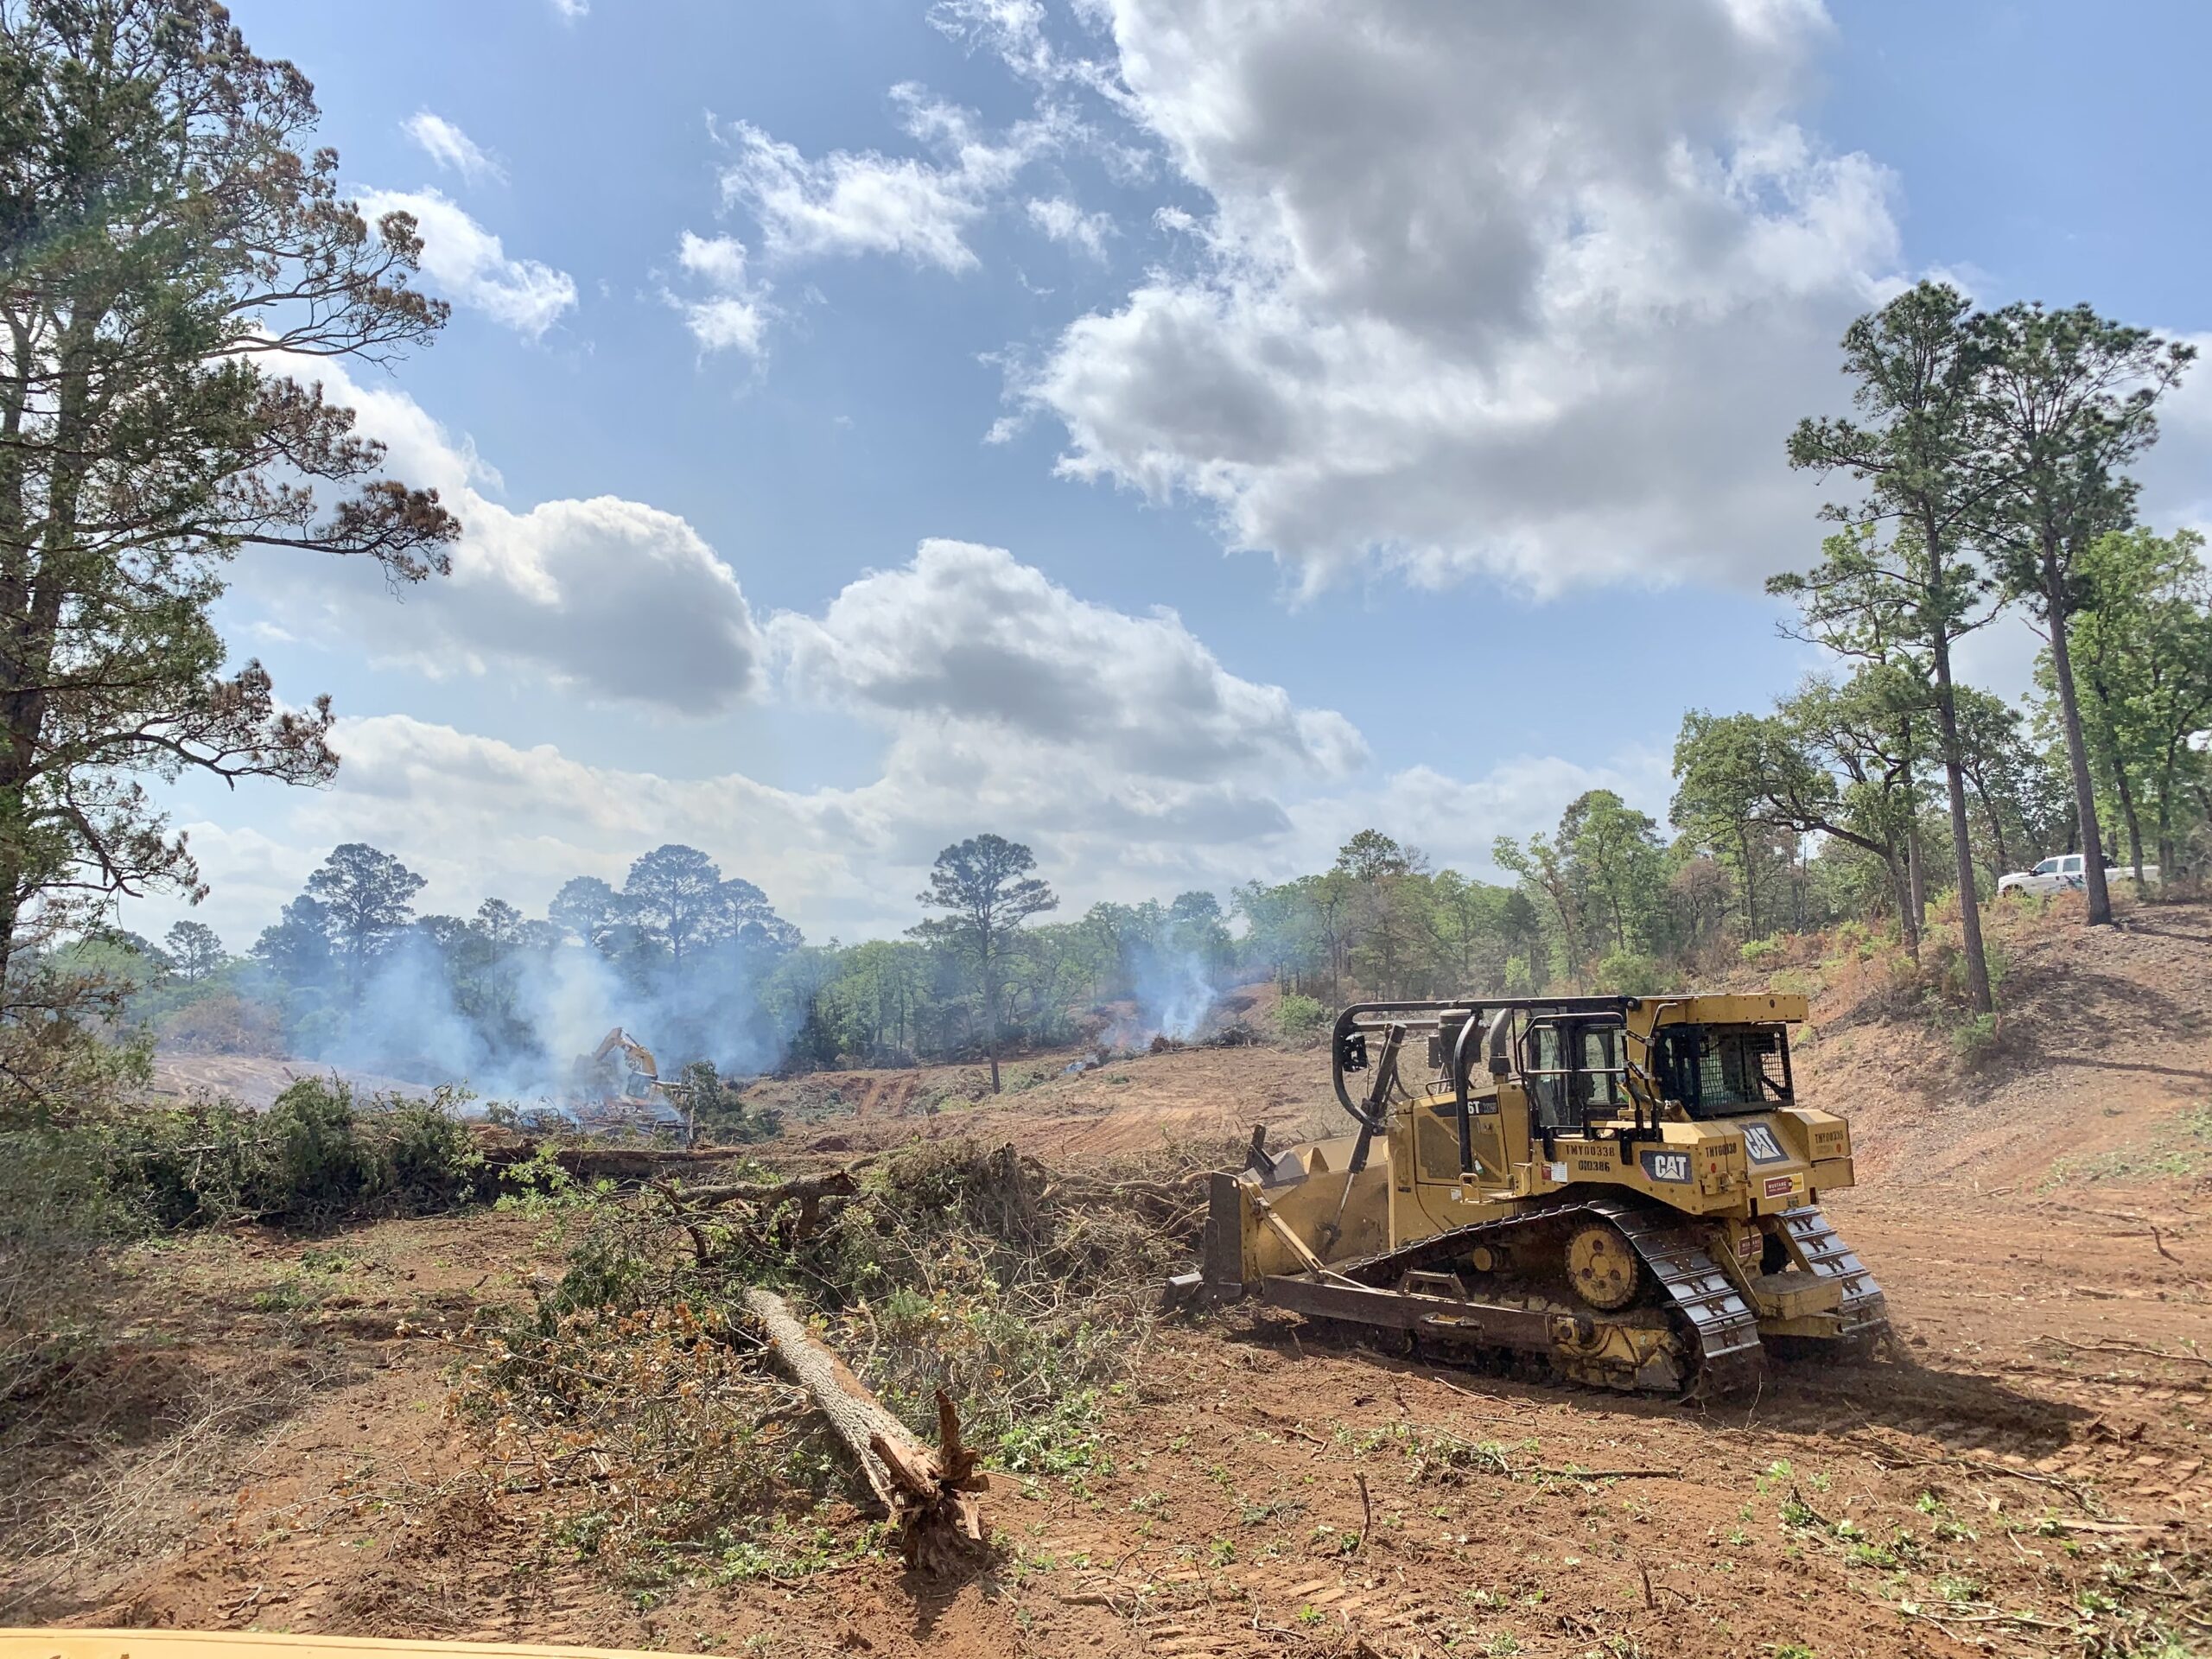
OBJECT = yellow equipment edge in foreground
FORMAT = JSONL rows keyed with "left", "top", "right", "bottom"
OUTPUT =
{"left": 0, "top": 1633, "right": 702, "bottom": 1659}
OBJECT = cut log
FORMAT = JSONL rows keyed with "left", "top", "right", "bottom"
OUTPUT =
{"left": 468, "top": 1125, "right": 745, "bottom": 1185}
{"left": 743, "top": 1287, "right": 988, "bottom": 1573}
{"left": 674, "top": 1169, "right": 859, "bottom": 1211}
{"left": 653, "top": 1171, "right": 859, "bottom": 1261}
{"left": 664, "top": 1176, "right": 854, "bottom": 1238}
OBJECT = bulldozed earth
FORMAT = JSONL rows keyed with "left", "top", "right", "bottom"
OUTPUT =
{"left": 7, "top": 899, "right": 2210, "bottom": 1659}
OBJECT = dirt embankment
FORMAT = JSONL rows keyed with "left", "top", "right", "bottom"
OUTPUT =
{"left": 1793, "top": 893, "right": 2212, "bottom": 1192}
{"left": 745, "top": 1039, "right": 1334, "bottom": 1161}
{"left": 11, "top": 901, "right": 2209, "bottom": 1658}
{"left": 145, "top": 1055, "right": 438, "bottom": 1114}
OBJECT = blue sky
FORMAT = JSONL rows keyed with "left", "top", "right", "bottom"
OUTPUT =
{"left": 139, "top": 0, "right": 2212, "bottom": 950}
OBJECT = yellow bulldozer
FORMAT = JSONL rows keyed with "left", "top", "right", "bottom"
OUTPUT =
{"left": 1170, "top": 992, "right": 1888, "bottom": 1395}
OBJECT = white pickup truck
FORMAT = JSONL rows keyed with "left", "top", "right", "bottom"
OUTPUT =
{"left": 1996, "top": 853, "right": 2161, "bottom": 897}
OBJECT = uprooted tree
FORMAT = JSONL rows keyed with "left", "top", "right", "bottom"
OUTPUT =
{"left": 0, "top": 0, "right": 459, "bottom": 1033}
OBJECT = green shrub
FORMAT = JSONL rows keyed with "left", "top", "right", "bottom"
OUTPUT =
{"left": 1769, "top": 967, "right": 1821, "bottom": 998}
{"left": 380, "top": 1096, "right": 485, "bottom": 1209}
{"left": 1950, "top": 1013, "right": 2001, "bottom": 1071}
{"left": 99, "top": 1100, "right": 271, "bottom": 1229}
{"left": 674, "top": 1059, "right": 785, "bottom": 1144}
{"left": 1593, "top": 950, "right": 1675, "bottom": 996}
{"left": 461, "top": 1135, "right": 1202, "bottom": 1574}
{"left": 1738, "top": 937, "right": 1782, "bottom": 964}
{"left": 98, "top": 1077, "right": 483, "bottom": 1230}
{"left": 0, "top": 1130, "right": 125, "bottom": 1407}
{"left": 1274, "top": 993, "right": 1327, "bottom": 1038}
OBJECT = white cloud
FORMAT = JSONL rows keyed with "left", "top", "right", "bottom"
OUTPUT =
{"left": 1001, "top": 0, "right": 1902, "bottom": 597}
{"left": 358, "top": 187, "right": 577, "bottom": 340}
{"left": 402, "top": 111, "right": 505, "bottom": 186}
{"left": 714, "top": 86, "right": 1064, "bottom": 272}
{"left": 2138, "top": 329, "right": 2212, "bottom": 539}
{"left": 248, "top": 359, "right": 764, "bottom": 714}
{"left": 549, "top": 0, "right": 587, "bottom": 18}
{"left": 180, "top": 489, "right": 1661, "bottom": 942}
{"left": 666, "top": 232, "right": 771, "bottom": 358}
{"left": 1026, "top": 195, "right": 1115, "bottom": 259}
{"left": 152, "top": 706, "right": 1643, "bottom": 949}
{"left": 769, "top": 538, "right": 1366, "bottom": 783}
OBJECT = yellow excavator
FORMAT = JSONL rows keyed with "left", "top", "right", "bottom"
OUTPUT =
{"left": 1170, "top": 993, "right": 1888, "bottom": 1395}
{"left": 564, "top": 1027, "right": 692, "bottom": 1142}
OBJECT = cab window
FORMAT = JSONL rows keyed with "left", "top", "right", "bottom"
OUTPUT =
{"left": 1654, "top": 1025, "right": 1792, "bottom": 1117}
{"left": 1580, "top": 1027, "right": 1625, "bottom": 1109}
{"left": 1527, "top": 1023, "right": 1566, "bottom": 1128}
{"left": 2033, "top": 857, "right": 2058, "bottom": 875}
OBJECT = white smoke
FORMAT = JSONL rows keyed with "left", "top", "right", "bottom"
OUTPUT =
{"left": 306, "top": 937, "right": 791, "bottom": 1107}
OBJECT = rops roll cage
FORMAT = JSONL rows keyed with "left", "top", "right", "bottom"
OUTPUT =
{"left": 1327, "top": 996, "right": 1673, "bottom": 1179}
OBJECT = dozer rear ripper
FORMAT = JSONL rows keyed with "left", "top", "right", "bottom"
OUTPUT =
{"left": 1168, "top": 994, "right": 1889, "bottom": 1396}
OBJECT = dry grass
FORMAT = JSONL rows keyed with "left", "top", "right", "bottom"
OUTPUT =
{"left": 0, "top": 1333, "right": 353, "bottom": 1620}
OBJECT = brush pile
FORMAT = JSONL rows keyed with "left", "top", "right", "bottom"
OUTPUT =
{"left": 452, "top": 1135, "right": 1223, "bottom": 1586}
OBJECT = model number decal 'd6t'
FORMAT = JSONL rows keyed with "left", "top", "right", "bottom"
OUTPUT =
{"left": 1641, "top": 1149, "right": 1692, "bottom": 1184}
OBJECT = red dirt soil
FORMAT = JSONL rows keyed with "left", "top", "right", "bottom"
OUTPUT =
{"left": 11, "top": 899, "right": 2209, "bottom": 1659}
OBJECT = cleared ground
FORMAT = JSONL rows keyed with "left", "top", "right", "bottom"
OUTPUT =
{"left": 10, "top": 898, "right": 2209, "bottom": 1658}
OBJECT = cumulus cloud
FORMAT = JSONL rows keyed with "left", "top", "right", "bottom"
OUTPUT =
{"left": 549, "top": 0, "right": 587, "bottom": 18}
{"left": 199, "top": 500, "right": 1650, "bottom": 943}
{"left": 993, "top": 0, "right": 1901, "bottom": 596}
{"left": 402, "top": 111, "right": 505, "bottom": 185}
{"left": 2138, "top": 328, "right": 2212, "bottom": 537}
{"left": 1026, "top": 195, "right": 1114, "bottom": 259}
{"left": 713, "top": 86, "right": 1064, "bottom": 272}
{"left": 770, "top": 538, "right": 1367, "bottom": 781}
{"left": 249, "top": 359, "right": 765, "bottom": 714}
{"left": 665, "top": 231, "right": 771, "bottom": 357}
{"left": 357, "top": 187, "right": 577, "bottom": 340}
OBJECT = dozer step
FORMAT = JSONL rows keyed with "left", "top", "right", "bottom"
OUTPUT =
{"left": 1744, "top": 1268, "right": 1844, "bottom": 1319}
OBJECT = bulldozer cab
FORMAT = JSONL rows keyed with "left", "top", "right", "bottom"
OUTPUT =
{"left": 1517, "top": 1006, "right": 1795, "bottom": 1129}
{"left": 1331, "top": 993, "right": 1810, "bottom": 1178}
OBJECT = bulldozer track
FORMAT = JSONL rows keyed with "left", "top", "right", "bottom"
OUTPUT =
{"left": 1317, "top": 1192, "right": 1767, "bottom": 1395}
{"left": 1776, "top": 1203, "right": 1890, "bottom": 1341}
{"left": 1588, "top": 1195, "right": 1765, "bottom": 1395}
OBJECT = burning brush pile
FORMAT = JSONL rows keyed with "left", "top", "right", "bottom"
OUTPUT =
{"left": 449, "top": 1137, "right": 1223, "bottom": 1581}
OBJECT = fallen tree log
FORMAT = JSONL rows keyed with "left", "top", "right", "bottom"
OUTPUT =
{"left": 743, "top": 1287, "right": 987, "bottom": 1573}
{"left": 673, "top": 1170, "right": 860, "bottom": 1209}
{"left": 468, "top": 1125, "right": 747, "bottom": 1184}
{"left": 653, "top": 1170, "right": 861, "bottom": 1261}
